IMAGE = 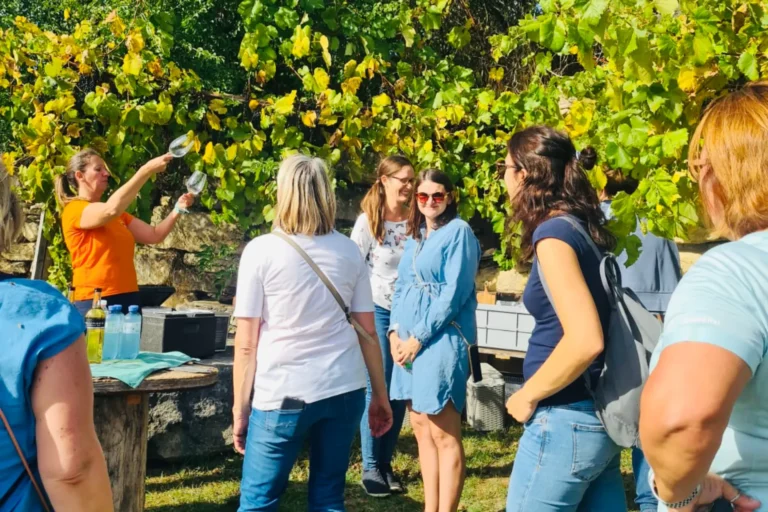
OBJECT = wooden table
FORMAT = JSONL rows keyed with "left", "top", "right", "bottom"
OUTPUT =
{"left": 93, "top": 364, "right": 218, "bottom": 512}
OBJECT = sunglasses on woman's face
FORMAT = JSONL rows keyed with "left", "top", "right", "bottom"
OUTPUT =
{"left": 416, "top": 192, "right": 446, "bottom": 204}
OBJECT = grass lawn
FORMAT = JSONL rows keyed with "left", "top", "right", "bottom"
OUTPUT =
{"left": 146, "top": 426, "right": 641, "bottom": 511}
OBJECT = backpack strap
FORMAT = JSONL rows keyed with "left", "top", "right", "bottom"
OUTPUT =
{"left": 0, "top": 407, "right": 52, "bottom": 512}
{"left": 272, "top": 231, "right": 378, "bottom": 347}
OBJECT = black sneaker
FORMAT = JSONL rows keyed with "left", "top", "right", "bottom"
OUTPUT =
{"left": 381, "top": 465, "right": 403, "bottom": 493}
{"left": 361, "top": 469, "right": 391, "bottom": 498}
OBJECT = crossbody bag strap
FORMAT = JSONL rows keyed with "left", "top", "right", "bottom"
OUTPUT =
{"left": 0, "top": 407, "right": 52, "bottom": 512}
{"left": 272, "top": 231, "right": 377, "bottom": 346}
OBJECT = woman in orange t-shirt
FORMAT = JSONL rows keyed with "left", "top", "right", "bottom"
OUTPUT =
{"left": 55, "top": 148, "right": 194, "bottom": 316}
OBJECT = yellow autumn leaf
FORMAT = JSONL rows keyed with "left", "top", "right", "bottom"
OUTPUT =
{"left": 656, "top": 204, "right": 664, "bottom": 214}
{"left": 147, "top": 59, "right": 163, "bottom": 77}
{"left": 122, "top": 53, "right": 142, "bottom": 76}
{"left": 341, "top": 77, "right": 362, "bottom": 95}
{"left": 320, "top": 35, "right": 332, "bottom": 67}
{"left": 66, "top": 124, "right": 81, "bottom": 137}
{"left": 489, "top": 67, "right": 504, "bottom": 82}
{"left": 292, "top": 25, "right": 311, "bottom": 58}
{"left": 274, "top": 90, "right": 297, "bottom": 115}
{"left": 677, "top": 68, "right": 698, "bottom": 93}
{"left": 301, "top": 110, "right": 317, "bottom": 127}
{"left": 202, "top": 142, "right": 216, "bottom": 164}
{"left": 313, "top": 68, "right": 330, "bottom": 91}
{"left": 64, "top": 9, "right": 70, "bottom": 20}
{"left": 248, "top": 99, "right": 259, "bottom": 111}
{"left": 126, "top": 31, "right": 145, "bottom": 53}
{"left": 1, "top": 153, "right": 15, "bottom": 175}
{"left": 226, "top": 144, "right": 238, "bottom": 161}
{"left": 206, "top": 111, "right": 222, "bottom": 131}
{"left": 209, "top": 99, "right": 228, "bottom": 115}
{"left": 318, "top": 107, "right": 338, "bottom": 126}
{"left": 564, "top": 100, "right": 594, "bottom": 138}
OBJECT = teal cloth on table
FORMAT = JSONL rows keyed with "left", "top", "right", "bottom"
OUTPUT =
{"left": 90, "top": 351, "right": 199, "bottom": 388}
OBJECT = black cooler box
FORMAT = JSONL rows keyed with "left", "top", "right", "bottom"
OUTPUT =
{"left": 140, "top": 309, "right": 217, "bottom": 359}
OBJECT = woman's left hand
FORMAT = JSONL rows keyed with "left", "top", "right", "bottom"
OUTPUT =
{"left": 177, "top": 192, "right": 195, "bottom": 210}
{"left": 506, "top": 387, "right": 538, "bottom": 423}
{"left": 397, "top": 337, "right": 422, "bottom": 366}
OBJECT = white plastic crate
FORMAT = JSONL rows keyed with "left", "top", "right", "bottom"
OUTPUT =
{"left": 476, "top": 302, "right": 535, "bottom": 352}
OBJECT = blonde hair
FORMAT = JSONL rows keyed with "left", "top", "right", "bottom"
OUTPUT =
{"left": 689, "top": 82, "right": 768, "bottom": 239}
{"left": 0, "top": 158, "right": 24, "bottom": 254}
{"left": 361, "top": 155, "right": 413, "bottom": 243}
{"left": 274, "top": 154, "right": 336, "bottom": 236}
{"left": 55, "top": 148, "right": 102, "bottom": 206}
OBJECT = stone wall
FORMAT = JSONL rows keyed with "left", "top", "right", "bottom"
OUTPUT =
{"left": 1, "top": 204, "right": 40, "bottom": 275}
{"left": 6, "top": 196, "right": 722, "bottom": 304}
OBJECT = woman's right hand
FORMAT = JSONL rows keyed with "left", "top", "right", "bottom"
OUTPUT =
{"left": 668, "top": 473, "right": 760, "bottom": 512}
{"left": 140, "top": 154, "right": 173, "bottom": 175}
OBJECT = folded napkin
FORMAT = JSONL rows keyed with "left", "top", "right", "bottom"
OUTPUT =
{"left": 90, "top": 351, "right": 199, "bottom": 388}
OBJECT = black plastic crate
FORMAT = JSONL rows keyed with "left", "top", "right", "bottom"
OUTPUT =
{"left": 214, "top": 313, "right": 230, "bottom": 352}
{"left": 140, "top": 310, "right": 216, "bottom": 359}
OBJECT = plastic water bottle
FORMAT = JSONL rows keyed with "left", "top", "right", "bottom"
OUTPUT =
{"left": 120, "top": 306, "right": 142, "bottom": 359}
{"left": 103, "top": 305, "right": 123, "bottom": 360}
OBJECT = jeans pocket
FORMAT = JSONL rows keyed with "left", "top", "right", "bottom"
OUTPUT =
{"left": 265, "top": 409, "right": 303, "bottom": 439}
{"left": 571, "top": 422, "right": 615, "bottom": 482}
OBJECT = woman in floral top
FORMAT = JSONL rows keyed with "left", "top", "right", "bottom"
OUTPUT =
{"left": 351, "top": 155, "right": 414, "bottom": 497}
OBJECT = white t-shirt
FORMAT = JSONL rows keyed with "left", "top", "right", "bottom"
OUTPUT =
{"left": 233, "top": 229, "right": 374, "bottom": 410}
{"left": 350, "top": 213, "right": 408, "bottom": 310}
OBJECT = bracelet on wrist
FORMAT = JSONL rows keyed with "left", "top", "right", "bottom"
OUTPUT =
{"left": 648, "top": 469, "right": 701, "bottom": 509}
{"left": 174, "top": 204, "right": 189, "bottom": 215}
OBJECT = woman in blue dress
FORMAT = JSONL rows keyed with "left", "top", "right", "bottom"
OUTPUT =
{"left": 388, "top": 168, "right": 480, "bottom": 512}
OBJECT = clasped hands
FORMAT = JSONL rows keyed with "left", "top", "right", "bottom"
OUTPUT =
{"left": 389, "top": 332, "right": 422, "bottom": 367}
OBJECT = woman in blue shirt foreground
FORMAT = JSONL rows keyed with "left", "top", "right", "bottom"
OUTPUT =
{"left": 639, "top": 84, "right": 767, "bottom": 511}
{"left": 388, "top": 169, "right": 480, "bottom": 512}
{"left": 0, "top": 160, "right": 112, "bottom": 511}
{"left": 501, "top": 126, "right": 626, "bottom": 511}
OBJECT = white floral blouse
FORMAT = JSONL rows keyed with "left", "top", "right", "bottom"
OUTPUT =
{"left": 350, "top": 213, "right": 408, "bottom": 310}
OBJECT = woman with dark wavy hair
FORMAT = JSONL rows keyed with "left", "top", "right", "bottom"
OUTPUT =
{"left": 501, "top": 126, "right": 626, "bottom": 511}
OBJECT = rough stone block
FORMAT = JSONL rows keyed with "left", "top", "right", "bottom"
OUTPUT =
{"left": 147, "top": 349, "right": 234, "bottom": 460}
{"left": 154, "top": 198, "right": 242, "bottom": 252}
{"left": 134, "top": 246, "right": 178, "bottom": 286}
{"left": 0, "top": 258, "right": 29, "bottom": 275}
{"left": 2, "top": 242, "right": 34, "bottom": 262}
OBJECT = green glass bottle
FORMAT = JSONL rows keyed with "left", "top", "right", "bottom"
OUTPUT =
{"left": 85, "top": 288, "right": 106, "bottom": 364}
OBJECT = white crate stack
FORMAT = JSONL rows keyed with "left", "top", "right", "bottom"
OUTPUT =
{"left": 476, "top": 302, "right": 534, "bottom": 352}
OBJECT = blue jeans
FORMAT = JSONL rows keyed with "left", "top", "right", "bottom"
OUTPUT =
{"left": 239, "top": 389, "right": 365, "bottom": 512}
{"left": 360, "top": 305, "right": 407, "bottom": 471}
{"left": 632, "top": 448, "right": 657, "bottom": 512}
{"left": 506, "top": 400, "right": 627, "bottom": 512}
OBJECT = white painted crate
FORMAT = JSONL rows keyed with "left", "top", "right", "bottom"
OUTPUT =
{"left": 476, "top": 302, "right": 535, "bottom": 352}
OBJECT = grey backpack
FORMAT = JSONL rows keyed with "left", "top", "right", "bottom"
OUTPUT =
{"left": 536, "top": 215, "right": 662, "bottom": 448}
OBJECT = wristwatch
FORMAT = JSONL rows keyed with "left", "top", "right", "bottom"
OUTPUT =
{"left": 648, "top": 469, "right": 701, "bottom": 509}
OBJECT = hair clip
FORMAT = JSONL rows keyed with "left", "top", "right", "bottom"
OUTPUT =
{"left": 575, "top": 150, "right": 581, "bottom": 161}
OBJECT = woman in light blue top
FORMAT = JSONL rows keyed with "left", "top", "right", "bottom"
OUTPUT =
{"left": 640, "top": 83, "right": 767, "bottom": 512}
{"left": 389, "top": 169, "right": 480, "bottom": 512}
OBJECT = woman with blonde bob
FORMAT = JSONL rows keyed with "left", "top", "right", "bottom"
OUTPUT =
{"left": 233, "top": 154, "right": 393, "bottom": 511}
{"left": 640, "top": 83, "right": 768, "bottom": 511}
{"left": 0, "top": 160, "right": 113, "bottom": 511}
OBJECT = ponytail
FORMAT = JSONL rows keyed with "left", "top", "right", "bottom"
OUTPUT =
{"left": 361, "top": 180, "right": 386, "bottom": 243}
{"left": 360, "top": 155, "right": 413, "bottom": 243}
{"left": 56, "top": 148, "right": 101, "bottom": 206}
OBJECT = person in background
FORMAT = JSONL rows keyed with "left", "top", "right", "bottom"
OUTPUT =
{"left": 502, "top": 126, "right": 626, "bottom": 511}
{"left": 351, "top": 155, "right": 414, "bottom": 497}
{"left": 0, "top": 160, "right": 113, "bottom": 511}
{"left": 388, "top": 169, "right": 481, "bottom": 512}
{"left": 640, "top": 83, "right": 768, "bottom": 511}
{"left": 55, "top": 149, "right": 194, "bottom": 316}
{"left": 233, "top": 154, "right": 393, "bottom": 511}
{"left": 599, "top": 170, "right": 682, "bottom": 512}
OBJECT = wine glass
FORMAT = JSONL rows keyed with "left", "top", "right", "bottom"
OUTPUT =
{"left": 169, "top": 133, "right": 194, "bottom": 158}
{"left": 186, "top": 171, "right": 207, "bottom": 196}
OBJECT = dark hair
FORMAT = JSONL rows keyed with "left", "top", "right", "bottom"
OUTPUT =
{"left": 603, "top": 169, "right": 639, "bottom": 197}
{"left": 506, "top": 125, "right": 615, "bottom": 262}
{"left": 407, "top": 168, "right": 457, "bottom": 240}
{"left": 361, "top": 155, "right": 413, "bottom": 243}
